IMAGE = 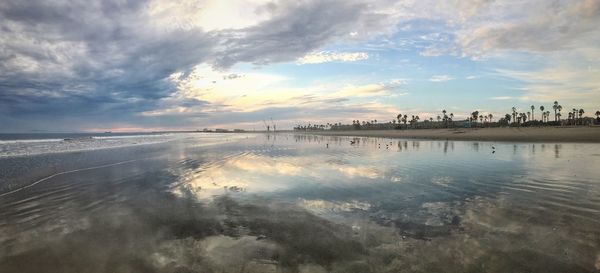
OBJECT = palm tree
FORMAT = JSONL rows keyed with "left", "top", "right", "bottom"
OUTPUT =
{"left": 556, "top": 112, "right": 561, "bottom": 122}
{"left": 579, "top": 109, "right": 585, "bottom": 125}
{"left": 488, "top": 113, "right": 493, "bottom": 123}
{"left": 397, "top": 114, "right": 402, "bottom": 124}
{"left": 527, "top": 111, "right": 531, "bottom": 121}
{"left": 553, "top": 101, "right": 559, "bottom": 122}
{"left": 558, "top": 105, "right": 562, "bottom": 121}
{"left": 541, "top": 112, "right": 546, "bottom": 122}
{"left": 539, "top": 106, "right": 545, "bottom": 122}
{"left": 572, "top": 108, "right": 578, "bottom": 125}
{"left": 437, "top": 115, "right": 441, "bottom": 122}
{"left": 596, "top": 110, "right": 600, "bottom": 119}
{"left": 531, "top": 105, "right": 535, "bottom": 121}
{"left": 512, "top": 107, "right": 517, "bottom": 123}
{"left": 479, "top": 115, "right": 483, "bottom": 123}
{"left": 472, "top": 111, "right": 480, "bottom": 123}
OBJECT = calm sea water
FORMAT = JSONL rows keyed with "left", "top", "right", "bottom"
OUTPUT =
{"left": 0, "top": 133, "right": 599, "bottom": 272}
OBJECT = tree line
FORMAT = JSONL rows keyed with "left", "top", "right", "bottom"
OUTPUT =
{"left": 294, "top": 101, "right": 600, "bottom": 131}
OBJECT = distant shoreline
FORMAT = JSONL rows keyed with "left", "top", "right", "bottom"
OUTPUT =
{"left": 293, "top": 126, "right": 600, "bottom": 143}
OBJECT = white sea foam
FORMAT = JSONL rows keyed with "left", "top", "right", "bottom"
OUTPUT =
{"left": 92, "top": 134, "right": 172, "bottom": 140}
{"left": 0, "top": 133, "right": 177, "bottom": 158}
{"left": 0, "top": 133, "right": 252, "bottom": 158}
{"left": 0, "top": 138, "right": 64, "bottom": 144}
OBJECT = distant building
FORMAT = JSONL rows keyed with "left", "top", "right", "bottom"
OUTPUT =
{"left": 582, "top": 117, "right": 595, "bottom": 125}
{"left": 233, "top": 129, "right": 245, "bottom": 132}
{"left": 215, "top": 128, "right": 229, "bottom": 132}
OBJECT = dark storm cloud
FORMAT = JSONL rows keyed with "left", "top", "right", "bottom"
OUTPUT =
{"left": 0, "top": 0, "right": 215, "bottom": 131}
{"left": 0, "top": 0, "right": 395, "bottom": 132}
{"left": 212, "top": 1, "right": 380, "bottom": 69}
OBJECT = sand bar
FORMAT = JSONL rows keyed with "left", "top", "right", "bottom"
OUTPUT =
{"left": 297, "top": 126, "right": 600, "bottom": 143}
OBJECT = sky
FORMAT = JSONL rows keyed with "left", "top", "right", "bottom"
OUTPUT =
{"left": 1, "top": 0, "right": 599, "bottom": 132}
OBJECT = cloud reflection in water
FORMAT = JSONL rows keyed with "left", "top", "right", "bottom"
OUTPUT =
{"left": 1, "top": 134, "right": 600, "bottom": 272}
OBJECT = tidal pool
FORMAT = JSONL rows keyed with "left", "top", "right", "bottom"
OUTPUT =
{"left": 1, "top": 133, "right": 599, "bottom": 272}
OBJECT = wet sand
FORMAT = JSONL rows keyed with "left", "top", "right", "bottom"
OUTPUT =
{"left": 300, "top": 126, "right": 600, "bottom": 143}
{"left": 2, "top": 134, "right": 600, "bottom": 272}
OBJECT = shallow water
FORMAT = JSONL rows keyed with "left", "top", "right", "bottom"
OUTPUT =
{"left": 1, "top": 133, "right": 599, "bottom": 272}
{"left": 0, "top": 132, "right": 227, "bottom": 158}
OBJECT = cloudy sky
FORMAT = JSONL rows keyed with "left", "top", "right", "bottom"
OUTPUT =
{"left": 1, "top": 0, "right": 599, "bottom": 132}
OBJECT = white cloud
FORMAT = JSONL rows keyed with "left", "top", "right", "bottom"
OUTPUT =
{"left": 147, "top": 0, "right": 274, "bottom": 32}
{"left": 429, "top": 75, "right": 454, "bottom": 82}
{"left": 397, "top": 0, "right": 600, "bottom": 108}
{"left": 297, "top": 51, "right": 369, "bottom": 64}
{"left": 336, "top": 84, "right": 388, "bottom": 97}
{"left": 140, "top": 65, "right": 404, "bottom": 128}
{"left": 495, "top": 62, "right": 600, "bottom": 107}
{"left": 455, "top": 0, "right": 600, "bottom": 57}
{"left": 419, "top": 47, "right": 449, "bottom": 57}
{"left": 490, "top": 96, "right": 512, "bottom": 100}
{"left": 4, "top": 0, "right": 600, "bottom": 131}
{"left": 389, "top": 79, "right": 408, "bottom": 85}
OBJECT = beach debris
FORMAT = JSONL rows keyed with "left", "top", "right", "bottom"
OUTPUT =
{"left": 256, "top": 234, "right": 267, "bottom": 240}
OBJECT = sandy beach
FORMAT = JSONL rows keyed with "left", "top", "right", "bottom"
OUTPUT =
{"left": 299, "top": 126, "right": 600, "bottom": 143}
{"left": 3, "top": 133, "right": 600, "bottom": 272}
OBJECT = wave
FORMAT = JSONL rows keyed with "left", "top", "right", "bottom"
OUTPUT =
{"left": 0, "top": 139, "right": 64, "bottom": 144}
{"left": 0, "top": 133, "right": 178, "bottom": 158}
